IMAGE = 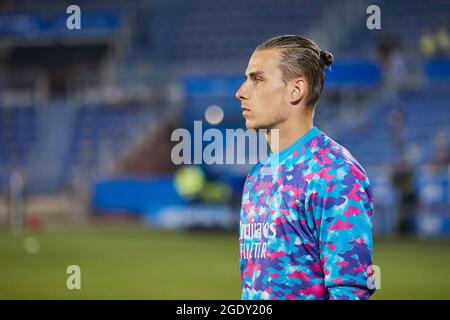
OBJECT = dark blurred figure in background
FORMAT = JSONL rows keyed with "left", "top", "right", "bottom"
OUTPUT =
{"left": 377, "top": 34, "right": 398, "bottom": 70}
{"left": 427, "top": 129, "right": 450, "bottom": 175}
{"left": 387, "top": 99, "right": 407, "bottom": 154}
{"left": 390, "top": 157, "right": 419, "bottom": 235}
{"left": 434, "top": 24, "right": 450, "bottom": 57}
{"left": 377, "top": 34, "right": 407, "bottom": 92}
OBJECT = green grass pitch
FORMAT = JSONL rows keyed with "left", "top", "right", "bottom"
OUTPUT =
{"left": 0, "top": 227, "right": 449, "bottom": 299}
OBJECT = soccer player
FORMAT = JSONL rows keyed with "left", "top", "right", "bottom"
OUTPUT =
{"left": 235, "top": 35, "right": 375, "bottom": 300}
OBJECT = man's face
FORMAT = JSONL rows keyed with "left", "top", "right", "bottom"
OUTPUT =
{"left": 235, "top": 49, "right": 292, "bottom": 130}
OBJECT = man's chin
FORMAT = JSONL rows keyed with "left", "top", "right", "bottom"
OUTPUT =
{"left": 245, "top": 119, "right": 261, "bottom": 130}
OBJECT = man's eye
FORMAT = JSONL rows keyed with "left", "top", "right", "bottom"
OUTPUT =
{"left": 254, "top": 78, "right": 262, "bottom": 83}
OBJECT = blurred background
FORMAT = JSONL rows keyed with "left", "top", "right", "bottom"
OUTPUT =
{"left": 0, "top": 0, "right": 449, "bottom": 299}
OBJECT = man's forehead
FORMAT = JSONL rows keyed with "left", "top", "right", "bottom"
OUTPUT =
{"left": 245, "top": 49, "right": 281, "bottom": 75}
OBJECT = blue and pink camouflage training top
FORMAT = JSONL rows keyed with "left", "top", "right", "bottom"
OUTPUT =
{"left": 239, "top": 127, "right": 375, "bottom": 300}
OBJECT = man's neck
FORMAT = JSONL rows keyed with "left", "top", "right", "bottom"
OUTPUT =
{"left": 266, "top": 120, "right": 313, "bottom": 155}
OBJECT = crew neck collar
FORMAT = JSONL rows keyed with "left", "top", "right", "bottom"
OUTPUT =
{"left": 265, "top": 126, "right": 322, "bottom": 165}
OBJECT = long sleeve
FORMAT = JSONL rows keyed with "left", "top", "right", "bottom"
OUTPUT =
{"left": 310, "top": 162, "right": 375, "bottom": 300}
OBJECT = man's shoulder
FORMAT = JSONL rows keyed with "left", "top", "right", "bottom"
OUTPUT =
{"left": 306, "top": 133, "right": 369, "bottom": 184}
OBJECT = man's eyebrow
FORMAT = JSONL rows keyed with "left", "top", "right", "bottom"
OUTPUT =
{"left": 245, "top": 71, "right": 265, "bottom": 78}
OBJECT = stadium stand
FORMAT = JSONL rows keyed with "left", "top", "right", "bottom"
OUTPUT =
{"left": 0, "top": 0, "right": 449, "bottom": 234}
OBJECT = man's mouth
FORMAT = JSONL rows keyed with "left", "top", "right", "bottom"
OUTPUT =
{"left": 241, "top": 106, "right": 250, "bottom": 117}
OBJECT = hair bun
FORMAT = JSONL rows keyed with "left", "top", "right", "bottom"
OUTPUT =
{"left": 320, "top": 50, "right": 334, "bottom": 67}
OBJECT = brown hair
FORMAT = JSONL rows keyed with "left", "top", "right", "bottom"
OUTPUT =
{"left": 256, "top": 35, "right": 333, "bottom": 108}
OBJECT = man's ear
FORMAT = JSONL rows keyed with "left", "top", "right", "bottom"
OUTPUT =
{"left": 289, "top": 77, "right": 307, "bottom": 104}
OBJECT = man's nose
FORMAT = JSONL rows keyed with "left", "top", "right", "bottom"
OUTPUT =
{"left": 235, "top": 83, "right": 248, "bottom": 101}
